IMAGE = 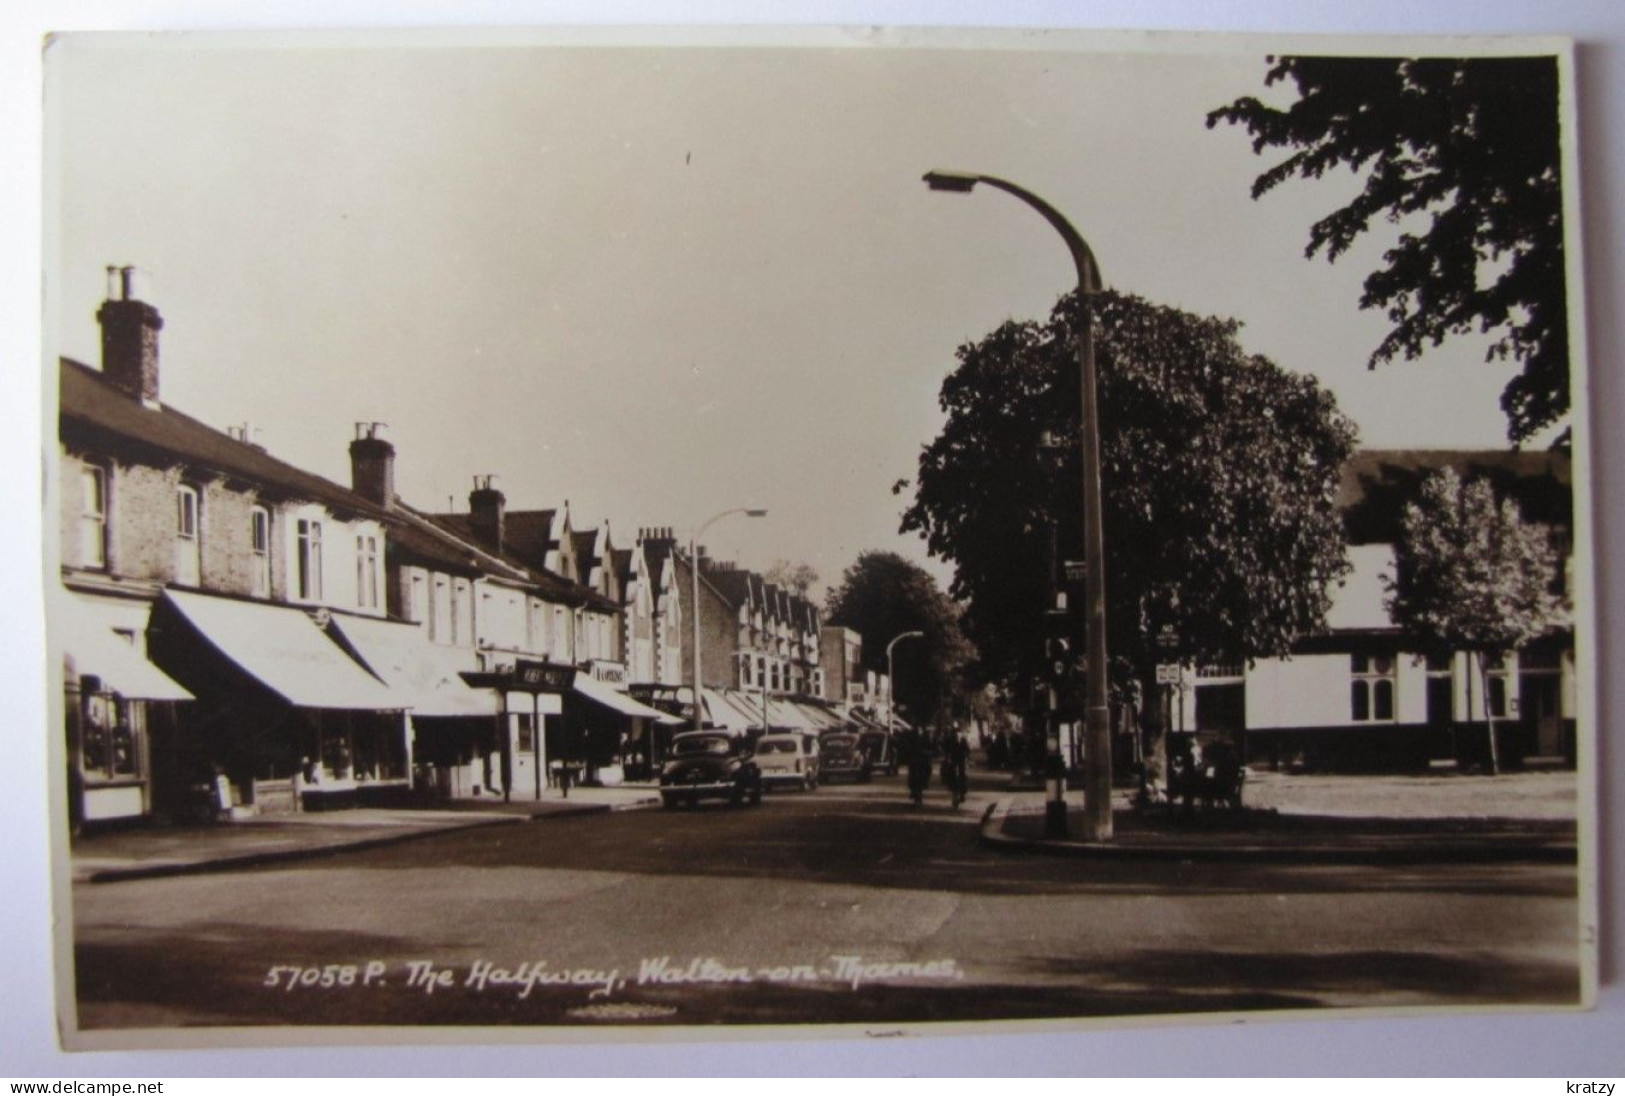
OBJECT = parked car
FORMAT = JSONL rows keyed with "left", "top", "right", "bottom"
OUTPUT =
{"left": 857, "top": 728, "right": 896, "bottom": 775}
{"left": 754, "top": 732, "right": 821, "bottom": 791}
{"left": 659, "top": 732, "right": 762, "bottom": 808}
{"left": 819, "top": 732, "right": 872, "bottom": 783}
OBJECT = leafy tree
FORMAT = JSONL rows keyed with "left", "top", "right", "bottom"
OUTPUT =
{"left": 823, "top": 551, "right": 974, "bottom": 728}
{"left": 898, "top": 290, "right": 1357, "bottom": 703}
{"left": 1207, "top": 56, "right": 1569, "bottom": 444}
{"left": 763, "top": 559, "right": 820, "bottom": 598}
{"left": 1386, "top": 467, "right": 1567, "bottom": 774}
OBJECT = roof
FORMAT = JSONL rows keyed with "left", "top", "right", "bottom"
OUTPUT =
{"left": 60, "top": 358, "right": 391, "bottom": 524}
{"left": 409, "top": 510, "right": 612, "bottom": 611}
{"left": 1339, "top": 449, "right": 1571, "bottom": 545}
{"left": 704, "top": 567, "right": 754, "bottom": 610}
{"left": 612, "top": 547, "right": 635, "bottom": 590}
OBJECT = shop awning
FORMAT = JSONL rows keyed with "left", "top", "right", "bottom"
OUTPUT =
{"left": 162, "top": 590, "right": 401, "bottom": 711}
{"left": 765, "top": 696, "right": 814, "bottom": 731}
{"left": 700, "top": 687, "right": 763, "bottom": 732}
{"left": 326, "top": 614, "right": 496, "bottom": 718}
{"left": 574, "top": 674, "right": 685, "bottom": 724}
{"left": 58, "top": 591, "right": 192, "bottom": 701}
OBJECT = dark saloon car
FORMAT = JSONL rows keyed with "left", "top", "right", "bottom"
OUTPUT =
{"left": 660, "top": 732, "right": 763, "bottom": 808}
{"left": 820, "top": 732, "right": 872, "bottom": 783}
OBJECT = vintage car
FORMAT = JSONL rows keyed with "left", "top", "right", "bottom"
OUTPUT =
{"left": 753, "top": 732, "right": 821, "bottom": 791}
{"left": 659, "top": 731, "right": 762, "bottom": 808}
{"left": 819, "top": 731, "right": 872, "bottom": 783}
{"left": 857, "top": 728, "right": 896, "bottom": 775}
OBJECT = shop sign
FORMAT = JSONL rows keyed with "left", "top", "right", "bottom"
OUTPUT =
{"left": 590, "top": 660, "right": 627, "bottom": 685}
{"left": 513, "top": 659, "right": 575, "bottom": 691}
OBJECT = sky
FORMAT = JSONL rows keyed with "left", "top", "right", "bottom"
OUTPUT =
{"left": 47, "top": 30, "right": 1552, "bottom": 600}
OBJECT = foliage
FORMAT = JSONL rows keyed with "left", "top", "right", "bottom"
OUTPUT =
{"left": 1386, "top": 467, "right": 1567, "bottom": 654}
{"left": 1385, "top": 467, "right": 1568, "bottom": 773}
{"left": 762, "top": 559, "right": 820, "bottom": 598}
{"left": 1207, "top": 56, "right": 1569, "bottom": 444}
{"left": 822, "top": 551, "right": 975, "bottom": 726}
{"left": 898, "top": 290, "right": 1357, "bottom": 693}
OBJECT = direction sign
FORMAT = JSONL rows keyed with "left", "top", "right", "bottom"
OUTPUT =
{"left": 1155, "top": 663, "right": 1183, "bottom": 685}
{"left": 1063, "top": 560, "right": 1088, "bottom": 583}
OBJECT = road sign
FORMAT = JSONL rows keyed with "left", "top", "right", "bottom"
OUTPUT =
{"left": 1063, "top": 560, "right": 1088, "bottom": 583}
{"left": 1155, "top": 663, "right": 1183, "bottom": 685}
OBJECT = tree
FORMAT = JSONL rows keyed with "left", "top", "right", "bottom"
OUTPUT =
{"left": 898, "top": 290, "right": 1357, "bottom": 704}
{"left": 1385, "top": 467, "right": 1567, "bottom": 774}
{"left": 1207, "top": 56, "right": 1569, "bottom": 444}
{"left": 763, "top": 559, "right": 820, "bottom": 598}
{"left": 823, "top": 551, "right": 974, "bottom": 728}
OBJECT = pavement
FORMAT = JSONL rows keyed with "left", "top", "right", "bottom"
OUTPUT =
{"left": 981, "top": 768, "right": 1580, "bottom": 863}
{"left": 69, "top": 783, "right": 661, "bottom": 883}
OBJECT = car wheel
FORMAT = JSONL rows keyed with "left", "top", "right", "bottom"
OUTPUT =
{"left": 730, "top": 785, "right": 744, "bottom": 807}
{"left": 750, "top": 782, "right": 763, "bottom": 806}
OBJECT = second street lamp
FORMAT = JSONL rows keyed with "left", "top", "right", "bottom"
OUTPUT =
{"left": 690, "top": 507, "right": 768, "bottom": 735}
{"left": 923, "top": 169, "right": 1113, "bottom": 842}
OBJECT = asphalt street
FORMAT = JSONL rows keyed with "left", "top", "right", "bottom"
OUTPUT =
{"left": 72, "top": 770, "right": 1581, "bottom": 1030}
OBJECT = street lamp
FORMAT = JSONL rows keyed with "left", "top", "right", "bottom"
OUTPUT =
{"left": 923, "top": 169, "right": 1112, "bottom": 841}
{"left": 690, "top": 507, "right": 768, "bottom": 734}
{"left": 885, "top": 631, "right": 924, "bottom": 730}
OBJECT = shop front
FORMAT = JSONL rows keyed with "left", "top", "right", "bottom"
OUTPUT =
{"left": 461, "top": 658, "right": 574, "bottom": 800}
{"left": 147, "top": 589, "right": 410, "bottom": 813}
{"left": 57, "top": 590, "right": 194, "bottom": 828}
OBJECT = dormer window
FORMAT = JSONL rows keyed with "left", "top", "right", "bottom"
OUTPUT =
{"left": 174, "top": 484, "right": 201, "bottom": 587}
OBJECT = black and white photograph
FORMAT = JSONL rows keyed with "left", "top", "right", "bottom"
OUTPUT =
{"left": 37, "top": 21, "right": 1603, "bottom": 1055}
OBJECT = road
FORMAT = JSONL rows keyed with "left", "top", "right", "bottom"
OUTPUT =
{"left": 72, "top": 770, "right": 1581, "bottom": 1030}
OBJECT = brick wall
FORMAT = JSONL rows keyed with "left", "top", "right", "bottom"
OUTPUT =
{"left": 674, "top": 556, "right": 739, "bottom": 689}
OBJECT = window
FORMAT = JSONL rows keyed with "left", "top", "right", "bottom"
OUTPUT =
{"left": 174, "top": 485, "right": 200, "bottom": 587}
{"left": 409, "top": 571, "right": 427, "bottom": 625}
{"left": 430, "top": 576, "right": 451, "bottom": 643}
{"left": 79, "top": 688, "right": 139, "bottom": 783}
{"left": 250, "top": 507, "right": 271, "bottom": 597}
{"left": 514, "top": 712, "right": 535, "bottom": 753}
{"left": 79, "top": 466, "right": 107, "bottom": 568}
{"left": 1351, "top": 652, "right": 1396, "bottom": 722}
{"left": 451, "top": 579, "right": 472, "bottom": 646}
{"left": 1482, "top": 652, "right": 1513, "bottom": 718}
{"left": 355, "top": 534, "right": 380, "bottom": 610}
{"left": 295, "top": 518, "right": 324, "bottom": 600}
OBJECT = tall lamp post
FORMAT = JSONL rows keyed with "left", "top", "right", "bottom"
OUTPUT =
{"left": 923, "top": 169, "right": 1112, "bottom": 841}
{"left": 885, "top": 630, "right": 924, "bottom": 729}
{"left": 690, "top": 507, "right": 768, "bottom": 735}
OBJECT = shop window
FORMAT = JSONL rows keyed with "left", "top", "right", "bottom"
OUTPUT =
{"left": 249, "top": 506, "right": 271, "bottom": 597}
{"left": 355, "top": 534, "right": 380, "bottom": 610}
{"left": 172, "top": 484, "right": 202, "bottom": 586}
{"left": 80, "top": 687, "right": 139, "bottom": 783}
{"left": 296, "top": 518, "right": 324, "bottom": 601}
{"left": 515, "top": 712, "right": 535, "bottom": 753}
{"left": 80, "top": 465, "right": 108, "bottom": 568}
{"left": 1351, "top": 652, "right": 1396, "bottom": 722}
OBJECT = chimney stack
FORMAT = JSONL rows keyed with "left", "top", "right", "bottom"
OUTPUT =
{"left": 469, "top": 474, "right": 506, "bottom": 551}
{"left": 349, "top": 422, "right": 396, "bottom": 506}
{"left": 96, "top": 265, "right": 163, "bottom": 405}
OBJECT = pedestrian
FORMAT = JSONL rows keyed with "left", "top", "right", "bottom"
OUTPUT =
{"left": 904, "top": 730, "right": 932, "bottom": 806}
{"left": 940, "top": 732, "right": 969, "bottom": 808}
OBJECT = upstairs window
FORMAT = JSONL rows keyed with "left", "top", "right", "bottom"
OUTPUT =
{"left": 79, "top": 466, "right": 108, "bottom": 569}
{"left": 250, "top": 507, "right": 271, "bottom": 598}
{"left": 174, "top": 485, "right": 201, "bottom": 587}
{"left": 296, "top": 518, "right": 324, "bottom": 601}
{"left": 1351, "top": 652, "right": 1396, "bottom": 722}
{"left": 355, "top": 534, "right": 380, "bottom": 610}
